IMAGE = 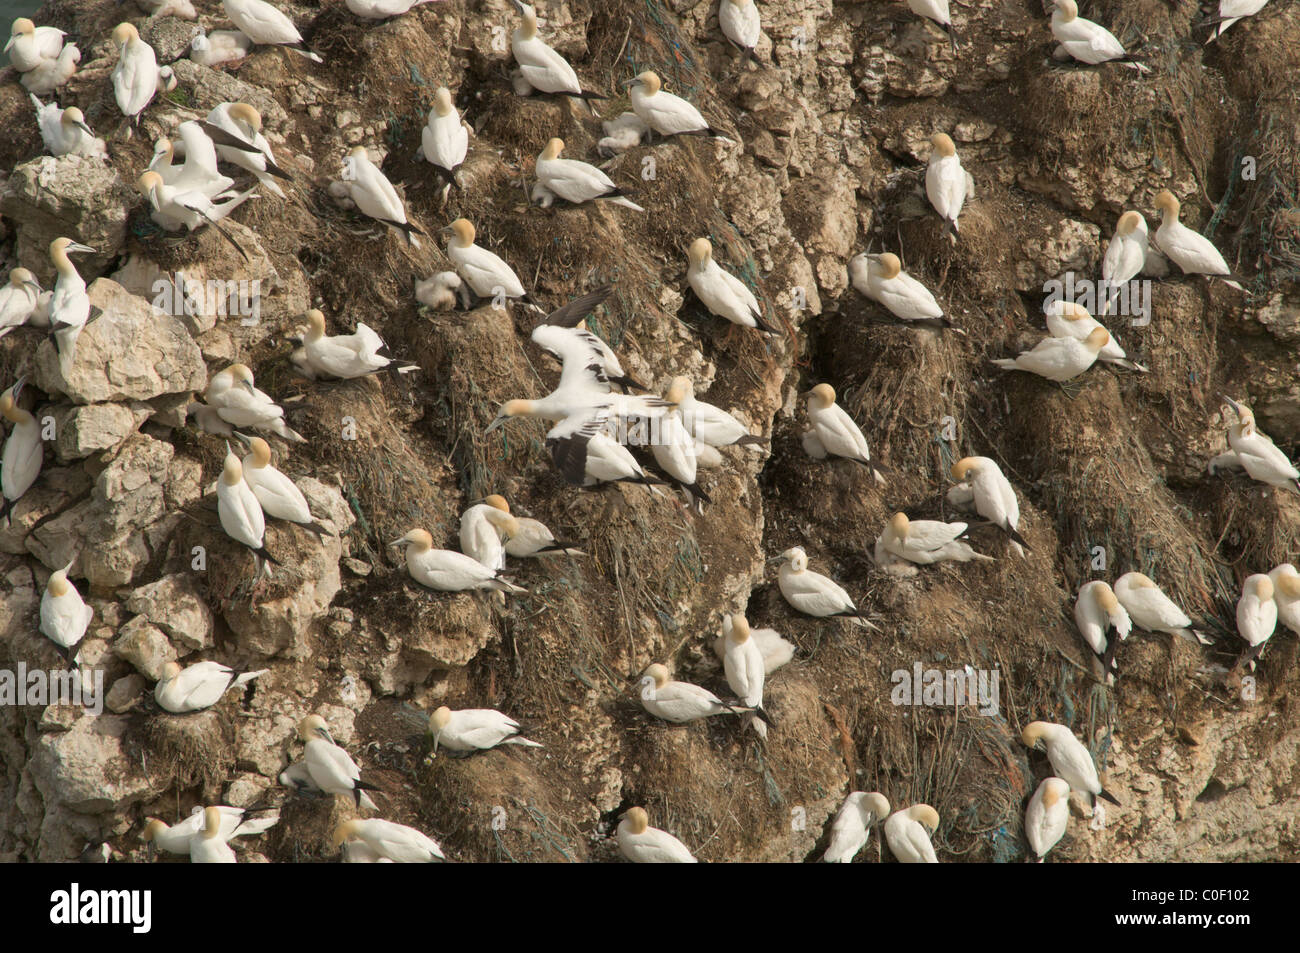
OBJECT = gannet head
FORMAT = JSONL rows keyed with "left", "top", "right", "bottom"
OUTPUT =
{"left": 888, "top": 512, "right": 910, "bottom": 540}
{"left": 1123, "top": 572, "right": 1156, "bottom": 590}
{"left": 625, "top": 71, "right": 661, "bottom": 95}
{"left": 229, "top": 102, "right": 262, "bottom": 132}
{"left": 1083, "top": 327, "right": 1110, "bottom": 351}
{"left": 486, "top": 398, "right": 534, "bottom": 431}
{"left": 729, "top": 613, "right": 751, "bottom": 643}
{"left": 856, "top": 792, "right": 891, "bottom": 820}
{"left": 1153, "top": 190, "right": 1180, "bottom": 219}
{"left": 908, "top": 804, "right": 940, "bottom": 831}
{"left": 1056, "top": 301, "right": 1091, "bottom": 321}
{"left": 1275, "top": 567, "right": 1300, "bottom": 598}
{"left": 776, "top": 547, "right": 807, "bottom": 571}
{"left": 1221, "top": 395, "right": 1254, "bottom": 432}
{"left": 804, "top": 382, "right": 836, "bottom": 408}
{"left": 870, "top": 252, "right": 902, "bottom": 280}
{"left": 9, "top": 18, "right": 34, "bottom": 40}
{"left": 1041, "top": 778, "right": 1070, "bottom": 807}
{"left": 644, "top": 663, "right": 670, "bottom": 688}
{"left": 298, "top": 713, "right": 333, "bottom": 743}
{"left": 62, "top": 106, "right": 93, "bottom": 137}
{"left": 665, "top": 376, "right": 693, "bottom": 406}
{"left": 201, "top": 806, "right": 223, "bottom": 839}
{"left": 331, "top": 819, "right": 361, "bottom": 848}
{"left": 136, "top": 170, "right": 164, "bottom": 204}
{"left": 433, "top": 86, "right": 454, "bottom": 117}
{"left": 0, "top": 390, "right": 19, "bottom": 425}
{"left": 1052, "top": 0, "right": 1078, "bottom": 20}
{"left": 221, "top": 443, "right": 245, "bottom": 485}
{"left": 112, "top": 22, "right": 139, "bottom": 46}
{"left": 541, "top": 137, "right": 564, "bottom": 160}
{"left": 1117, "top": 210, "right": 1142, "bottom": 236}
{"left": 390, "top": 528, "right": 434, "bottom": 552}
{"left": 623, "top": 806, "right": 649, "bottom": 834}
{"left": 950, "top": 456, "right": 981, "bottom": 481}
{"left": 1246, "top": 574, "right": 1274, "bottom": 601}
{"left": 226, "top": 363, "right": 257, "bottom": 394}
{"left": 1021, "top": 721, "right": 1053, "bottom": 748}
{"left": 49, "top": 236, "right": 95, "bottom": 269}
{"left": 512, "top": 0, "right": 538, "bottom": 35}
{"left": 443, "top": 217, "right": 476, "bottom": 248}
{"left": 151, "top": 137, "right": 173, "bottom": 162}
{"left": 305, "top": 308, "right": 327, "bottom": 341}
{"left": 244, "top": 436, "right": 273, "bottom": 469}
{"left": 1095, "top": 582, "right": 1120, "bottom": 612}
{"left": 688, "top": 237, "right": 713, "bottom": 268}
{"left": 140, "top": 819, "right": 168, "bottom": 843}
{"left": 8, "top": 267, "right": 39, "bottom": 292}
{"left": 191, "top": 34, "right": 210, "bottom": 53}
{"left": 483, "top": 494, "right": 510, "bottom": 514}
{"left": 160, "top": 661, "right": 182, "bottom": 681}
{"left": 930, "top": 132, "right": 956, "bottom": 158}
{"left": 46, "top": 560, "right": 74, "bottom": 597}
{"left": 429, "top": 705, "right": 452, "bottom": 733}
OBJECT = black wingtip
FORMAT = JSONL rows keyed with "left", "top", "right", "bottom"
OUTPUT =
{"left": 1097, "top": 789, "right": 1122, "bottom": 807}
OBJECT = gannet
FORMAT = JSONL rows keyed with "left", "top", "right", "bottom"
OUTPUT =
{"left": 345, "top": 0, "right": 439, "bottom": 19}
{"left": 18, "top": 41, "right": 78, "bottom": 96}
{"left": 47, "top": 237, "right": 95, "bottom": 362}
{"left": 626, "top": 70, "right": 730, "bottom": 141}
{"left": 190, "top": 807, "right": 237, "bottom": 863}
{"left": 848, "top": 252, "right": 952, "bottom": 329}
{"left": 31, "top": 98, "right": 105, "bottom": 158}
{"left": 538, "top": 410, "right": 669, "bottom": 490}
{"left": 822, "top": 792, "right": 890, "bottom": 863}
{"left": 234, "top": 434, "right": 332, "bottom": 535}
{"left": 478, "top": 495, "right": 583, "bottom": 557}
{"left": 802, "top": 383, "right": 888, "bottom": 482}
{"left": 1050, "top": 0, "right": 1148, "bottom": 71}
{"left": 0, "top": 271, "right": 43, "bottom": 338}
{"left": 138, "top": 0, "right": 198, "bottom": 17}
{"left": 686, "top": 238, "right": 777, "bottom": 335}
{"left": 1212, "top": 396, "right": 1300, "bottom": 493}
{"left": 1153, "top": 191, "right": 1244, "bottom": 289}
{"left": 391, "top": 529, "right": 526, "bottom": 593}
{"left": 884, "top": 805, "right": 940, "bottom": 863}
{"left": 1, "top": 378, "right": 42, "bottom": 521}
{"left": 340, "top": 146, "right": 422, "bottom": 246}
{"left": 1236, "top": 573, "right": 1276, "bottom": 668}
{"left": 992, "top": 327, "right": 1110, "bottom": 381}
{"left": 721, "top": 613, "right": 771, "bottom": 738}
{"left": 652, "top": 407, "right": 711, "bottom": 509}
{"left": 137, "top": 171, "right": 259, "bottom": 263}
{"left": 111, "top": 24, "right": 159, "bottom": 124}
{"left": 665, "top": 377, "right": 765, "bottom": 450}
{"left": 190, "top": 31, "right": 253, "bottom": 67}
{"left": 616, "top": 807, "right": 697, "bottom": 863}
{"left": 877, "top": 512, "right": 992, "bottom": 566}
{"left": 187, "top": 401, "right": 234, "bottom": 437}
{"left": 776, "top": 548, "right": 877, "bottom": 629}
{"left": 719, "top": 0, "right": 762, "bottom": 63}
{"left": 333, "top": 819, "right": 444, "bottom": 862}
{"left": 1114, "top": 571, "right": 1211, "bottom": 645}
{"left": 638, "top": 663, "right": 751, "bottom": 723}
{"left": 950, "top": 456, "right": 1028, "bottom": 555}
{"left": 534, "top": 138, "right": 644, "bottom": 211}
{"left": 420, "top": 87, "right": 468, "bottom": 192}
{"left": 427, "top": 706, "right": 542, "bottom": 755}
{"left": 460, "top": 500, "right": 507, "bottom": 571}
{"left": 907, "top": 0, "right": 958, "bottom": 50}
{"left": 39, "top": 561, "right": 91, "bottom": 664}
{"left": 343, "top": 840, "right": 392, "bottom": 862}
{"left": 222, "top": 0, "right": 323, "bottom": 61}
{"left": 143, "top": 807, "right": 278, "bottom": 855}
{"left": 1025, "top": 777, "right": 1070, "bottom": 862}
{"left": 1203, "top": 0, "right": 1269, "bottom": 44}
{"left": 510, "top": 0, "right": 605, "bottom": 110}
{"left": 1022, "top": 721, "right": 1121, "bottom": 808}
{"left": 926, "top": 134, "right": 972, "bottom": 234}
{"left": 150, "top": 122, "right": 237, "bottom": 199}
{"left": 216, "top": 443, "right": 278, "bottom": 575}
{"left": 155, "top": 660, "right": 268, "bottom": 713}
{"left": 298, "top": 714, "right": 380, "bottom": 809}
{"left": 1075, "top": 580, "right": 1131, "bottom": 677}
{"left": 204, "top": 364, "right": 306, "bottom": 442}
{"left": 5, "top": 17, "right": 65, "bottom": 72}
{"left": 442, "top": 218, "right": 533, "bottom": 307}
{"left": 204, "top": 103, "right": 293, "bottom": 199}
{"left": 531, "top": 286, "right": 644, "bottom": 392}
{"left": 415, "top": 271, "right": 463, "bottom": 311}
{"left": 1100, "top": 211, "right": 1148, "bottom": 314}
{"left": 712, "top": 614, "right": 794, "bottom": 674}
{"left": 1268, "top": 564, "right": 1300, "bottom": 636}
{"left": 1045, "top": 301, "right": 1146, "bottom": 372}
{"left": 291, "top": 308, "right": 417, "bottom": 379}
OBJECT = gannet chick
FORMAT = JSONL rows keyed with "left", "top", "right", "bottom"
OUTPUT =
{"left": 638, "top": 663, "right": 751, "bottom": 723}
{"left": 235, "top": 434, "right": 332, "bottom": 536}
{"left": 991, "top": 327, "right": 1110, "bottom": 381}
{"left": 427, "top": 706, "right": 542, "bottom": 755}
{"left": 203, "top": 102, "right": 293, "bottom": 199}
{"left": 1114, "top": 572, "right": 1211, "bottom": 646}
{"left": 925, "top": 133, "right": 972, "bottom": 235}
{"left": 31, "top": 98, "right": 105, "bottom": 158}
{"left": 1025, "top": 777, "right": 1070, "bottom": 862}
{"left": 333, "top": 819, "right": 444, "bottom": 862}
{"left": 687, "top": 238, "right": 778, "bottom": 335}
{"left": 626, "top": 70, "right": 731, "bottom": 141}
{"left": 1236, "top": 573, "right": 1276, "bottom": 668}
{"left": 415, "top": 271, "right": 463, "bottom": 311}
{"left": 598, "top": 112, "right": 649, "bottom": 156}
{"left": 950, "top": 456, "right": 1028, "bottom": 556}
{"left": 39, "top": 561, "right": 91, "bottom": 664}
{"left": 848, "top": 253, "right": 952, "bottom": 329}
{"left": 222, "top": 0, "right": 323, "bottom": 61}
{"left": 346, "top": 0, "right": 439, "bottom": 19}
{"left": 712, "top": 614, "right": 794, "bottom": 674}
{"left": 722, "top": 613, "right": 771, "bottom": 739}
{"left": 136, "top": 171, "right": 259, "bottom": 264}
{"left": 1021, "top": 721, "right": 1121, "bottom": 809}
{"left": 138, "top": 0, "right": 198, "bottom": 17}
{"left": 666, "top": 377, "right": 766, "bottom": 450}
{"left": 190, "top": 807, "right": 236, "bottom": 864}
{"left": 877, "top": 512, "right": 992, "bottom": 566}
{"left": 155, "top": 660, "right": 268, "bottom": 713}
{"left": 1075, "top": 580, "right": 1131, "bottom": 678}
{"left": 205, "top": 364, "right": 306, "bottom": 442}
{"left": 293, "top": 308, "right": 418, "bottom": 379}
{"left": 1154, "top": 191, "right": 1245, "bottom": 289}
{"left": 442, "top": 218, "right": 534, "bottom": 308}
{"left": 617, "top": 807, "right": 697, "bottom": 863}
{"left": 1050, "top": 0, "right": 1149, "bottom": 71}
{"left": 1214, "top": 396, "right": 1299, "bottom": 493}
{"left": 111, "top": 24, "right": 159, "bottom": 125}
{"left": 297, "top": 714, "right": 380, "bottom": 809}
{"left": 480, "top": 494, "right": 585, "bottom": 558}
{"left": 47, "top": 237, "right": 95, "bottom": 363}
{"left": 1, "top": 272, "right": 42, "bottom": 338}
{"left": 510, "top": 0, "right": 606, "bottom": 110}
{"left": 1203, "top": 0, "right": 1269, "bottom": 44}
{"left": 190, "top": 31, "right": 253, "bottom": 67}
{"left": 187, "top": 401, "right": 233, "bottom": 436}
{"left": 776, "top": 548, "right": 878, "bottom": 629}
{"left": 946, "top": 481, "right": 974, "bottom": 508}
{"left": 1267, "top": 564, "right": 1300, "bottom": 636}
{"left": 5, "top": 17, "right": 66, "bottom": 72}
{"left": 802, "top": 383, "right": 888, "bottom": 482}
{"left": 460, "top": 499, "right": 507, "bottom": 571}
{"left": 1044, "top": 301, "right": 1146, "bottom": 372}
{"left": 391, "top": 528, "right": 526, "bottom": 594}
{"left": 719, "top": 0, "right": 762, "bottom": 64}
{"left": 341, "top": 146, "right": 422, "bottom": 246}
{"left": 18, "top": 41, "right": 78, "bottom": 96}
{"left": 884, "top": 805, "right": 940, "bottom": 863}
{"left": 217, "top": 442, "right": 279, "bottom": 575}
{"left": 143, "top": 807, "right": 277, "bottom": 855}
{"left": 822, "top": 792, "right": 890, "bottom": 863}
{"left": 535, "top": 138, "right": 644, "bottom": 211}
{"left": 420, "top": 87, "right": 468, "bottom": 192}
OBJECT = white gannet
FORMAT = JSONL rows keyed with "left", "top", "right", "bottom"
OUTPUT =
{"left": 333, "top": 819, "right": 444, "bottom": 862}
{"left": 616, "top": 807, "right": 698, "bottom": 863}
{"left": 876, "top": 512, "right": 992, "bottom": 566}
{"left": 849, "top": 252, "right": 952, "bottom": 329}
{"left": 0, "top": 271, "right": 43, "bottom": 338}
{"left": 1236, "top": 573, "right": 1277, "bottom": 668}
{"left": 143, "top": 807, "right": 277, "bottom": 855}
{"left": 638, "top": 663, "right": 751, "bottom": 723}
{"left": 235, "top": 434, "right": 332, "bottom": 535}
{"left": 298, "top": 714, "right": 379, "bottom": 809}
{"left": 1153, "top": 191, "right": 1244, "bottom": 289}
{"left": 992, "top": 327, "right": 1110, "bottom": 382}
{"left": 1100, "top": 210, "right": 1150, "bottom": 314}
{"left": 204, "top": 102, "right": 293, "bottom": 199}
{"left": 190, "top": 807, "right": 237, "bottom": 863}
{"left": 442, "top": 218, "right": 533, "bottom": 307}
{"left": 427, "top": 706, "right": 542, "bottom": 754}
{"left": 155, "top": 660, "right": 268, "bottom": 713}
{"left": 1075, "top": 580, "right": 1131, "bottom": 677}
{"left": 111, "top": 24, "right": 160, "bottom": 124}
{"left": 480, "top": 494, "right": 584, "bottom": 558}
{"left": 719, "top": 0, "right": 762, "bottom": 64}
{"left": 722, "top": 613, "right": 770, "bottom": 739}
{"left": 822, "top": 792, "right": 890, "bottom": 863}
{"left": 460, "top": 500, "right": 507, "bottom": 571}
{"left": 1025, "top": 777, "right": 1070, "bottom": 862}
{"left": 686, "top": 238, "right": 778, "bottom": 336}
{"left": 1114, "top": 571, "right": 1211, "bottom": 645}
{"left": 907, "top": 0, "right": 958, "bottom": 51}
{"left": 341, "top": 146, "right": 422, "bottom": 246}
{"left": 1213, "top": 396, "right": 1299, "bottom": 493}
{"left": 1022, "top": 721, "right": 1121, "bottom": 809}
{"left": 776, "top": 548, "right": 878, "bottom": 629}
{"left": 1045, "top": 301, "right": 1145, "bottom": 372}
{"left": 884, "top": 805, "right": 940, "bottom": 863}
{"left": 150, "top": 122, "right": 237, "bottom": 199}
{"left": 626, "top": 70, "right": 730, "bottom": 141}
{"left": 137, "top": 171, "right": 259, "bottom": 264}
{"left": 415, "top": 271, "right": 464, "bottom": 311}
{"left": 950, "top": 456, "right": 1028, "bottom": 556}
{"left": 391, "top": 528, "right": 526, "bottom": 593}
{"left": 222, "top": 0, "right": 322, "bottom": 61}
{"left": 138, "top": 0, "right": 198, "bottom": 17}
{"left": 536, "top": 410, "right": 668, "bottom": 491}
{"left": 39, "top": 560, "right": 91, "bottom": 664}
{"left": 509, "top": 0, "right": 606, "bottom": 110}
{"left": 1268, "top": 564, "right": 1300, "bottom": 636}
{"left": 345, "top": 0, "right": 438, "bottom": 19}
{"left": 291, "top": 308, "right": 417, "bottom": 379}
{"left": 47, "top": 237, "right": 95, "bottom": 362}
{"left": 1203, "top": 0, "right": 1269, "bottom": 44}
{"left": 1050, "top": 0, "right": 1148, "bottom": 71}
{"left": 216, "top": 441, "right": 278, "bottom": 574}
{"left": 666, "top": 377, "right": 765, "bottom": 451}
{"left": 925, "top": 133, "right": 972, "bottom": 235}
{"left": 31, "top": 98, "right": 105, "bottom": 158}
{"left": 420, "top": 87, "right": 468, "bottom": 192}
{"left": 204, "top": 364, "right": 306, "bottom": 442}
{"left": 190, "top": 31, "right": 253, "bottom": 67}
{"left": 5, "top": 17, "right": 65, "bottom": 72}
{"left": 534, "top": 138, "right": 644, "bottom": 211}
{"left": 343, "top": 840, "right": 392, "bottom": 862}
{"left": 651, "top": 406, "right": 711, "bottom": 509}
{"left": 18, "top": 41, "right": 78, "bottom": 96}
{"left": 802, "top": 383, "right": 888, "bottom": 482}
{"left": 712, "top": 614, "right": 794, "bottom": 674}
{"left": 188, "top": 401, "right": 234, "bottom": 437}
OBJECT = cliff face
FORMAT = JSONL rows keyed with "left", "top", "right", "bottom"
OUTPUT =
{"left": 0, "top": 0, "right": 1297, "bottom": 863}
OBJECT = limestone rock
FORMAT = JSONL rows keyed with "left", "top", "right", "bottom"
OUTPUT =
{"left": 113, "top": 616, "right": 177, "bottom": 680}
{"left": 125, "top": 573, "right": 214, "bottom": 653}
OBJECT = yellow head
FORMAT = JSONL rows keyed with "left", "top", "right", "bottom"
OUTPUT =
{"left": 446, "top": 218, "right": 476, "bottom": 247}
{"left": 112, "top": 22, "right": 139, "bottom": 46}
{"left": 633, "top": 71, "right": 662, "bottom": 95}
{"left": 872, "top": 253, "right": 902, "bottom": 280}
{"left": 623, "top": 806, "right": 649, "bottom": 834}
{"left": 1117, "top": 211, "right": 1142, "bottom": 236}
{"left": 332, "top": 819, "right": 361, "bottom": 848}
{"left": 433, "top": 86, "right": 454, "bottom": 117}
{"left": 1153, "top": 190, "right": 1180, "bottom": 218}
{"left": 229, "top": 103, "right": 262, "bottom": 131}
{"left": 392, "top": 528, "right": 435, "bottom": 552}
{"left": 930, "top": 133, "right": 956, "bottom": 158}
{"left": 729, "top": 613, "right": 751, "bottom": 643}
{"left": 1084, "top": 327, "right": 1110, "bottom": 350}
{"left": 888, "top": 512, "right": 910, "bottom": 539}
{"left": 644, "top": 663, "right": 670, "bottom": 688}
{"left": 951, "top": 456, "right": 980, "bottom": 481}
{"left": 806, "top": 382, "right": 836, "bottom": 408}
{"left": 688, "top": 237, "right": 713, "bottom": 267}
{"left": 541, "top": 138, "right": 564, "bottom": 160}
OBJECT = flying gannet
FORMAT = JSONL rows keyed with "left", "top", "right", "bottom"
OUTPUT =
{"left": 849, "top": 252, "right": 953, "bottom": 329}
{"left": 1024, "top": 777, "right": 1070, "bottom": 862}
{"left": 510, "top": 0, "right": 606, "bottom": 111}
{"left": 391, "top": 528, "right": 526, "bottom": 593}
{"left": 926, "top": 133, "right": 972, "bottom": 235}
{"left": 155, "top": 660, "right": 268, "bottom": 713}
{"left": 31, "top": 98, "right": 105, "bottom": 158}
{"left": 298, "top": 714, "right": 380, "bottom": 809}
{"left": 876, "top": 512, "right": 992, "bottom": 567}
{"left": 719, "top": 0, "right": 762, "bottom": 64}
{"left": 617, "top": 807, "right": 698, "bottom": 863}
{"left": 775, "top": 548, "right": 878, "bottom": 629}
{"left": 1050, "top": 0, "right": 1149, "bottom": 71}
{"left": 638, "top": 663, "right": 752, "bottom": 723}
{"left": 992, "top": 327, "right": 1110, "bottom": 381}
{"left": 1, "top": 377, "right": 42, "bottom": 524}
{"left": 686, "top": 238, "right": 778, "bottom": 336}
{"left": 1044, "top": 301, "right": 1146, "bottom": 372}
{"left": 626, "top": 71, "right": 731, "bottom": 141}
{"left": 1075, "top": 580, "right": 1131, "bottom": 679}
{"left": 1211, "top": 396, "right": 1299, "bottom": 493}
{"left": 427, "top": 706, "right": 543, "bottom": 755}
{"left": 950, "top": 456, "right": 1028, "bottom": 556}
{"left": 39, "top": 560, "right": 91, "bottom": 665}
{"left": 1113, "top": 571, "right": 1211, "bottom": 646}
{"left": 822, "top": 792, "right": 890, "bottom": 863}
{"left": 801, "top": 383, "right": 889, "bottom": 482}
{"left": 884, "top": 805, "right": 940, "bottom": 863}
{"left": 222, "top": 0, "right": 323, "bottom": 61}
{"left": 333, "top": 819, "right": 445, "bottom": 862}
{"left": 1022, "top": 720, "right": 1121, "bottom": 810}
{"left": 531, "top": 286, "right": 645, "bottom": 392}
{"left": 1152, "top": 191, "right": 1244, "bottom": 289}
{"left": 534, "top": 138, "right": 644, "bottom": 211}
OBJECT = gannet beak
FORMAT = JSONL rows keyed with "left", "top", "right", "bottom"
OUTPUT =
{"left": 485, "top": 416, "right": 508, "bottom": 433}
{"left": 67, "top": 242, "right": 96, "bottom": 255}
{"left": 621, "top": 78, "right": 642, "bottom": 88}
{"left": 239, "top": 380, "right": 256, "bottom": 395}
{"left": 3, "top": 37, "right": 15, "bottom": 54}
{"left": 24, "top": 279, "right": 41, "bottom": 293}
{"left": 438, "top": 225, "right": 454, "bottom": 236}
{"left": 1220, "top": 395, "right": 1243, "bottom": 416}
{"left": 388, "top": 536, "right": 408, "bottom": 548}
{"left": 232, "top": 431, "right": 253, "bottom": 446}
{"left": 11, "top": 375, "right": 27, "bottom": 401}
{"left": 766, "top": 554, "right": 785, "bottom": 564}
{"left": 430, "top": 732, "right": 440, "bottom": 757}
{"left": 75, "top": 121, "right": 95, "bottom": 138}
